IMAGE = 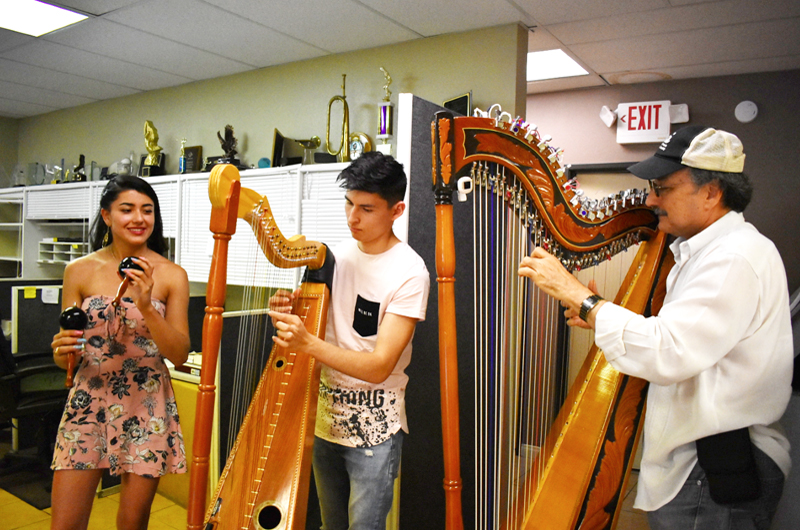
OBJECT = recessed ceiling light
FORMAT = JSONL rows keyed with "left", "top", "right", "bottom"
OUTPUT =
{"left": 0, "top": 0, "right": 88, "bottom": 38}
{"left": 527, "top": 49, "right": 588, "bottom": 82}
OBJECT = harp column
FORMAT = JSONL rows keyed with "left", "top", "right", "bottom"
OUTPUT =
{"left": 432, "top": 113, "right": 464, "bottom": 530}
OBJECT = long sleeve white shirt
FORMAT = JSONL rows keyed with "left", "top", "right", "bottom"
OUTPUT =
{"left": 594, "top": 211, "right": 793, "bottom": 511}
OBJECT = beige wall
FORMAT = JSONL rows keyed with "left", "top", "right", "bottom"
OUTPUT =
{"left": 0, "top": 117, "right": 19, "bottom": 184}
{"left": 527, "top": 69, "right": 800, "bottom": 293}
{"left": 14, "top": 24, "right": 525, "bottom": 175}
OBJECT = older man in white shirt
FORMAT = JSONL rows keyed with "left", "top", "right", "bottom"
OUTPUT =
{"left": 519, "top": 125, "right": 792, "bottom": 530}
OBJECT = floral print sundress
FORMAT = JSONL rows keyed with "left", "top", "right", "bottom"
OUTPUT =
{"left": 51, "top": 295, "right": 186, "bottom": 477}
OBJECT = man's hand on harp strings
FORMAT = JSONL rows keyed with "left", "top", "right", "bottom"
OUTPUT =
{"left": 518, "top": 247, "right": 605, "bottom": 329}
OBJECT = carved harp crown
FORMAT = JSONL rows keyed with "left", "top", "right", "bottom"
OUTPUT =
{"left": 188, "top": 164, "right": 333, "bottom": 530}
{"left": 432, "top": 111, "right": 669, "bottom": 530}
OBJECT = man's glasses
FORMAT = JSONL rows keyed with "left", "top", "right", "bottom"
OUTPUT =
{"left": 648, "top": 180, "right": 672, "bottom": 197}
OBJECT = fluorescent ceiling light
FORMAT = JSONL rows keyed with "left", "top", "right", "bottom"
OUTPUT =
{"left": 527, "top": 49, "right": 588, "bottom": 82}
{"left": 0, "top": 0, "right": 88, "bottom": 37}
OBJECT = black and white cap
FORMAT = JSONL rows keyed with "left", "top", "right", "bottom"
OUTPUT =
{"left": 628, "top": 125, "right": 745, "bottom": 180}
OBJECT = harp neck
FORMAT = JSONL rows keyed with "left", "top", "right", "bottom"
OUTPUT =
{"left": 209, "top": 163, "right": 327, "bottom": 270}
{"left": 432, "top": 112, "right": 658, "bottom": 270}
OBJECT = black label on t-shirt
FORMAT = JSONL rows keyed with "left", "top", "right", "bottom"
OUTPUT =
{"left": 353, "top": 295, "right": 380, "bottom": 337}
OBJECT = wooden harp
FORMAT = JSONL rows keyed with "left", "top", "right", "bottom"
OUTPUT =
{"left": 432, "top": 111, "right": 669, "bottom": 530}
{"left": 187, "top": 164, "right": 333, "bottom": 530}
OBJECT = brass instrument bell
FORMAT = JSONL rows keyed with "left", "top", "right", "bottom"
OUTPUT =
{"left": 326, "top": 74, "right": 350, "bottom": 163}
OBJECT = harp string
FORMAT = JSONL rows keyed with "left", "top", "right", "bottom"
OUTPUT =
{"left": 225, "top": 190, "right": 311, "bottom": 459}
{"left": 470, "top": 159, "right": 631, "bottom": 529}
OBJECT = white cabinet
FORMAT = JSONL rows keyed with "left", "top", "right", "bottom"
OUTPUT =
{"left": 0, "top": 188, "right": 24, "bottom": 278}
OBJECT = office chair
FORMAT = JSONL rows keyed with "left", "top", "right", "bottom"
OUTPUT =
{"left": 0, "top": 331, "right": 68, "bottom": 475}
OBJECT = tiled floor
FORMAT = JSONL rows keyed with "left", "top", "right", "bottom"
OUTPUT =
{"left": 617, "top": 471, "right": 651, "bottom": 530}
{"left": 0, "top": 487, "right": 187, "bottom": 530}
{"left": 0, "top": 474, "right": 649, "bottom": 530}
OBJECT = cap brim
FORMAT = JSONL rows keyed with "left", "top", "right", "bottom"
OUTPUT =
{"left": 627, "top": 154, "right": 685, "bottom": 180}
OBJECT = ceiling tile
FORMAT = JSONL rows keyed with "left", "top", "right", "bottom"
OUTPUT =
{"left": 0, "top": 96, "right": 57, "bottom": 118}
{"left": 359, "top": 0, "right": 531, "bottom": 37}
{"left": 606, "top": 55, "right": 800, "bottom": 83}
{"left": 52, "top": 0, "right": 142, "bottom": 16}
{"left": 205, "top": 0, "right": 420, "bottom": 53}
{"left": 102, "top": 0, "right": 325, "bottom": 68}
{"left": 527, "top": 73, "right": 607, "bottom": 94}
{"left": 0, "top": 28, "right": 35, "bottom": 54}
{"left": 0, "top": 79, "right": 96, "bottom": 108}
{"left": 549, "top": 0, "right": 800, "bottom": 45}
{"left": 0, "top": 58, "right": 138, "bottom": 99}
{"left": 42, "top": 18, "right": 251, "bottom": 80}
{"left": 515, "top": 0, "right": 667, "bottom": 26}
{"left": 1, "top": 40, "right": 192, "bottom": 92}
{"left": 569, "top": 18, "right": 800, "bottom": 73}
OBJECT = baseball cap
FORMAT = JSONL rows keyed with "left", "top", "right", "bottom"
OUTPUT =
{"left": 627, "top": 125, "right": 746, "bottom": 180}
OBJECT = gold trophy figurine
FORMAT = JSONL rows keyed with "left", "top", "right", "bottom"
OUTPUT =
{"left": 376, "top": 67, "right": 394, "bottom": 154}
{"left": 142, "top": 120, "right": 164, "bottom": 176}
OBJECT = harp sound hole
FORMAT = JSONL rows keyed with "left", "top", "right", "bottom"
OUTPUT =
{"left": 257, "top": 504, "right": 282, "bottom": 529}
{"left": 274, "top": 357, "right": 287, "bottom": 370}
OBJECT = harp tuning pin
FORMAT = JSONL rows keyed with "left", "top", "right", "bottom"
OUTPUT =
{"left": 556, "top": 167, "right": 565, "bottom": 177}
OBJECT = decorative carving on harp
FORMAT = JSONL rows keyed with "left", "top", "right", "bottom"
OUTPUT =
{"left": 187, "top": 164, "right": 334, "bottom": 530}
{"left": 432, "top": 110, "right": 670, "bottom": 530}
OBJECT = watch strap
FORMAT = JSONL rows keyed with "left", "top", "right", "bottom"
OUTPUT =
{"left": 579, "top": 294, "right": 604, "bottom": 321}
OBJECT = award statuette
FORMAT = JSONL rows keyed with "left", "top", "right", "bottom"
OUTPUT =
{"left": 141, "top": 120, "right": 166, "bottom": 177}
{"left": 179, "top": 138, "right": 187, "bottom": 174}
{"left": 204, "top": 124, "right": 248, "bottom": 171}
{"left": 376, "top": 67, "right": 393, "bottom": 155}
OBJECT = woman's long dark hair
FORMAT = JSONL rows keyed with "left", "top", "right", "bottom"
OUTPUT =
{"left": 89, "top": 175, "right": 168, "bottom": 254}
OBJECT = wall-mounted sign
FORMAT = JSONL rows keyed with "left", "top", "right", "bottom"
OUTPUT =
{"left": 616, "top": 100, "right": 671, "bottom": 144}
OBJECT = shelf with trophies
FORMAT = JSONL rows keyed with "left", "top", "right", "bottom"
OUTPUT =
{"left": 4, "top": 75, "right": 432, "bottom": 283}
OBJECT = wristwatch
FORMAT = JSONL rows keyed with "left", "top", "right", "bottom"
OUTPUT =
{"left": 579, "top": 294, "right": 604, "bottom": 321}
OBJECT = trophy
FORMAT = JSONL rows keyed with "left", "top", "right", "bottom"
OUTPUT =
{"left": 179, "top": 138, "right": 187, "bottom": 174}
{"left": 70, "top": 154, "right": 87, "bottom": 182}
{"left": 205, "top": 124, "right": 248, "bottom": 171}
{"left": 376, "top": 67, "right": 393, "bottom": 155}
{"left": 141, "top": 120, "right": 166, "bottom": 177}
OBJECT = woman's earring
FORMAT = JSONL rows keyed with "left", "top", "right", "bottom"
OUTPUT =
{"left": 102, "top": 226, "right": 110, "bottom": 247}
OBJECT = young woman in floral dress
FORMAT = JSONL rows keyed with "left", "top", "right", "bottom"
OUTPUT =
{"left": 50, "top": 175, "right": 190, "bottom": 530}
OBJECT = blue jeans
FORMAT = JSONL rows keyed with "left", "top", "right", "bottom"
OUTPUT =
{"left": 647, "top": 446, "right": 785, "bottom": 530}
{"left": 312, "top": 431, "right": 404, "bottom": 530}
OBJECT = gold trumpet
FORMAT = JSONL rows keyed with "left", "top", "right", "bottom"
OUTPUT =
{"left": 326, "top": 74, "right": 350, "bottom": 162}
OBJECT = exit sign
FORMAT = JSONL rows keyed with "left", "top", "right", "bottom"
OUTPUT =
{"left": 616, "top": 100, "right": 671, "bottom": 144}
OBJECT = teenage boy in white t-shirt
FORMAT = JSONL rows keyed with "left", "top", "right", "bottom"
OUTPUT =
{"left": 270, "top": 151, "right": 430, "bottom": 529}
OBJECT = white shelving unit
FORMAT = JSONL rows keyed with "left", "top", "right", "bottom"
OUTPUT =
{"left": 37, "top": 239, "right": 91, "bottom": 265}
{"left": 0, "top": 188, "right": 24, "bottom": 278}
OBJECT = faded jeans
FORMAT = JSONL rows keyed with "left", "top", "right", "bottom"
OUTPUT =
{"left": 647, "top": 446, "right": 785, "bottom": 530}
{"left": 313, "top": 431, "right": 403, "bottom": 530}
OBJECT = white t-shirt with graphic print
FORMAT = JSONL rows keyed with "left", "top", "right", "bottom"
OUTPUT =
{"left": 315, "top": 239, "right": 430, "bottom": 448}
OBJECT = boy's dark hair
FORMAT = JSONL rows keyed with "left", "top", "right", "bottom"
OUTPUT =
{"left": 336, "top": 151, "right": 406, "bottom": 206}
{"left": 89, "top": 175, "right": 168, "bottom": 254}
